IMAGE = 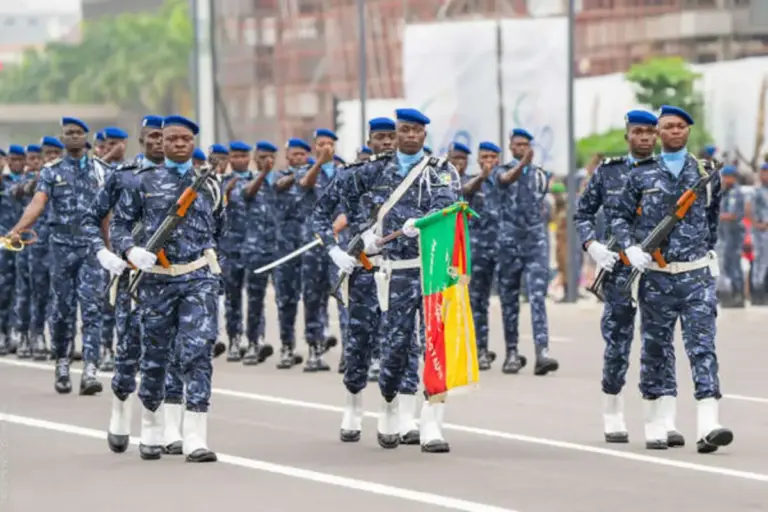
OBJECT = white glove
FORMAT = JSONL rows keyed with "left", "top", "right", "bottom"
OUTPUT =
{"left": 625, "top": 246, "right": 652, "bottom": 272}
{"left": 361, "top": 229, "right": 381, "bottom": 255}
{"left": 402, "top": 218, "right": 419, "bottom": 238}
{"left": 329, "top": 245, "right": 357, "bottom": 274}
{"left": 586, "top": 242, "right": 619, "bottom": 272}
{"left": 97, "top": 248, "right": 128, "bottom": 275}
{"left": 127, "top": 247, "right": 157, "bottom": 271}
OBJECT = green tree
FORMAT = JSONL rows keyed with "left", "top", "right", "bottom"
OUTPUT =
{"left": 0, "top": 0, "right": 193, "bottom": 115}
{"left": 625, "top": 56, "right": 713, "bottom": 151}
{"left": 576, "top": 56, "right": 714, "bottom": 160}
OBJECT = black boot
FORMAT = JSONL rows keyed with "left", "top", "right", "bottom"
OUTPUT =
{"left": 303, "top": 345, "right": 330, "bottom": 372}
{"left": 226, "top": 335, "right": 243, "bottom": 362}
{"left": 32, "top": 333, "right": 48, "bottom": 361}
{"left": 319, "top": 335, "right": 338, "bottom": 355}
{"left": 697, "top": 428, "right": 734, "bottom": 454}
{"left": 534, "top": 346, "right": 559, "bottom": 376}
{"left": 8, "top": 331, "right": 19, "bottom": 355}
{"left": 501, "top": 349, "right": 527, "bottom": 374}
{"left": 99, "top": 347, "right": 115, "bottom": 372}
{"left": 477, "top": 349, "right": 492, "bottom": 371}
{"left": 54, "top": 358, "right": 72, "bottom": 394}
{"left": 242, "top": 338, "right": 274, "bottom": 366}
{"left": 212, "top": 341, "right": 227, "bottom": 358}
{"left": 337, "top": 351, "right": 346, "bottom": 374}
{"left": 276, "top": 346, "right": 301, "bottom": 369}
{"left": 16, "top": 333, "right": 32, "bottom": 359}
{"left": 0, "top": 332, "right": 9, "bottom": 356}
{"left": 79, "top": 362, "right": 103, "bottom": 396}
{"left": 667, "top": 430, "right": 685, "bottom": 447}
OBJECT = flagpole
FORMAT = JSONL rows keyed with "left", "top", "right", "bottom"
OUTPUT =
{"left": 565, "top": 0, "right": 579, "bottom": 303}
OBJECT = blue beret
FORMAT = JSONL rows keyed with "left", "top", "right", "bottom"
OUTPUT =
{"left": 8, "top": 144, "right": 25, "bottom": 156}
{"left": 307, "top": 157, "right": 316, "bottom": 165}
{"left": 209, "top": 144, "right": 229, "bottom": 155}
{"left": 85, "top": 141, "right": 92, "bottom": 150}
{"left": 334, "top": 155, "right": 346, "bottom": 165}
{"left": 424, "top": 146, "right": 433, "bottom": 155}
{"left": 228, "top": 141, "right": 252, "bottom": 153}
{"left": 625, "top": 110, "right": 657, "bottom": 126}
{"left": 41, "top": 136, "right": 65, "bottom": 149}
{"left": 163, "top": 115, "right": 200, "bottom": 135}
{"left": 256, "top": 141, "right": 277, "bottom": 153}
{"left": 61, "top": 117, "right": 89, "bottom": 133}
{"left": 449, "top": 142, "right": 471, "bottom": 155}
{"left": 103, "top": 126, "right": 128, "bottom": 140}
{"left": 192, "top": 148, "right": 206, "bottom": 160}
{"left": 142, "top": 115, "right": 163, "bottom": 129}
{"left": 395, "top": 108, "right": 430, "bottom": 125}
{"left": 368, "top": 117, "right": 396, "bottom": 132}
{"left": 478, "top": 141, "right": 501, "bottom": 154}
{"left": 313, "top": 128, "right": 338, "bottom": 141}
{"left": 26, "top": 144, "right": 42, "bottom": 153}
{"left": 0, "top": 149, "right": 5, "bottom": 157}
{"left": 510, "top": 128, "right": 534, "bottom": 141}
{"left": 721, "top": 165, "right": 738, "bottom": 176}
{"left": 659, "top": 105, "right": 694, "bottom": 126}
{"left": 704, "top": 145, "right": 716, "bottom": 156}
{"left": 286, "top": 138, "right": 311, "bottom": 152}
{"left": 94, "top": 132, "right": 105, "bottom": 142}
{"left": 358, "top": 146, "right": 373, "bottom": 155}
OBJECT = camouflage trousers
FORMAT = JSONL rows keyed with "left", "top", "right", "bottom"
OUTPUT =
{"left": 751, "top": 231, "right": 768, "bottom": 293}
{"left": 469, "top": 244, "right": 496, "bottom": 351}
{"left": 722, "top": 237, "right": 744, "bottom": 294}
{"left": 49, "top": 243, "right": 104, "bottom": 363}
{"left": 111, "top": 274, "right": 141, "bottom": 400}
{"left": 497, "top": 236, "right": 550, "bottom": 352}
{"left": 600, "top": 267, "right": 637, "bottom": 395}
{"left": 273, "top": 232, "right": 303, "bottom": 348}
{"left": 138, "top": 276, "right": 218, "bottom": 413}
{"left": 27, "top": 243, "right": 50, "bottom": 336}
{"left": 222, "top": 252, "right": 268, "bottom": 341}
{"left": 344, "top": 271, "right": 421, "bottom": 396}
{"left": 101, "top": 274, "right": 116, "bottom": 351}
{"left": 0, "top": 250, "right": 15, "bottom": 335}
{"left": 638, "top": 268, "right": 720, "bottom": 400}
{"left": 11, "top": 250, "right": 30, "bottom": 333}
{"left": 301, "top": 245, "right": 330, "bottom": 346}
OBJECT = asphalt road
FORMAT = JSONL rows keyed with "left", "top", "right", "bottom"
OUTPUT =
{"left": 0, "top": 291, "right": 766, "bottom": 512}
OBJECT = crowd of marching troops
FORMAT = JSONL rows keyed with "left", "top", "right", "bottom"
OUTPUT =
{"left": 0, "top": 102, "right": 751, "bottom": 461}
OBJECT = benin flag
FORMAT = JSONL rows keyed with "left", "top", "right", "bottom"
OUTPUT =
{"left": 415, "top": 202, "right": 479, "bottom": 399}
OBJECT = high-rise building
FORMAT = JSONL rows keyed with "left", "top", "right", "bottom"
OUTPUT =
{"left": 211, "top": 0, "right": 768, "bottom": 142}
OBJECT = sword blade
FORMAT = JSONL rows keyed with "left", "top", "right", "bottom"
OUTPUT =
{"left": 253, "top": 238, "right": 322, "bottom": 274}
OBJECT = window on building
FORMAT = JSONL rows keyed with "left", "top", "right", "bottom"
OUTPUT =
{"left": 263, "top": 86, "right": 276, "bottom": 119}
{"left": 683, "top": 0, "right": 717, "bottom": 8}
{"left": 694, "top": 52, "right": 718, "bottom": 63}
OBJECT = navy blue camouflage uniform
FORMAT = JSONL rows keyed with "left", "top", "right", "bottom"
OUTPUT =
{"left": 575, "top": 156, "right": 641, "bottom": 395}
{"left": 111, "top": 164, "right": 226, "bottom": 413}
{"left": 11, "top": 174, "right": 34, "bottom": 350}
{"left": 36, "top": 156, "right": 106, "bottom": 365}
{"left": 273, "top": 165, "right": 307, "bottom": 351}
{"left": 341, "top": 154, "right": 458, "bottom": 399}
{"left": 81, "top": 158, "right": 157, "bottom": 400}
{"left": 609, "top": 155, "right": 722, "bottom": 401}
{"left": 0, "top": 171, "right": 25, "bottom": 352}
{"left": 492, "top": 162, "right": 555, "bottom": 371}
{"left": 461, "top": 174, "right": 499, "bottom": 363}
{"left": 717, "top": 183, "right": 745, "bottom": 300}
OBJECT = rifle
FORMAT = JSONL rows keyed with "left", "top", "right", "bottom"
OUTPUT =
{"left": 586, "top": 236, "right": 629, "bottom": 302}
{"left": 621, "top": 168, "right": 719, "bottom": 296}
{"left": 126, "top": 165, "right": 216, "bottom": 301}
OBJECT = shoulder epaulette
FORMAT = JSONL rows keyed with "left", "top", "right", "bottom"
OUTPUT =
{"left": 115, "top": 162, "right": 140, "bottom": 172}
{"left": 601, "top": 157, "right": 624, "bottom": 166}
{"left": 632, "top": 156, "right": 656, "bottom": 167}
{"left": 43, "top": 158, "right": 62, "bottom": 168}
{"left": 134, "top": 165, "right": 156, "bottom": 175}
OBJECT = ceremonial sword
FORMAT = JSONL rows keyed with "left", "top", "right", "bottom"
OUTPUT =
{"left": 253, "top": 237, "right": 323, "bottom": 274}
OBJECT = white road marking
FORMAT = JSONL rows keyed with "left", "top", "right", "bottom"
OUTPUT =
{"left": 0, "top": 412, "right": 517, "bottom": 512}
{"left": 2, "top": 358, "right": 768, "bottom": 484}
